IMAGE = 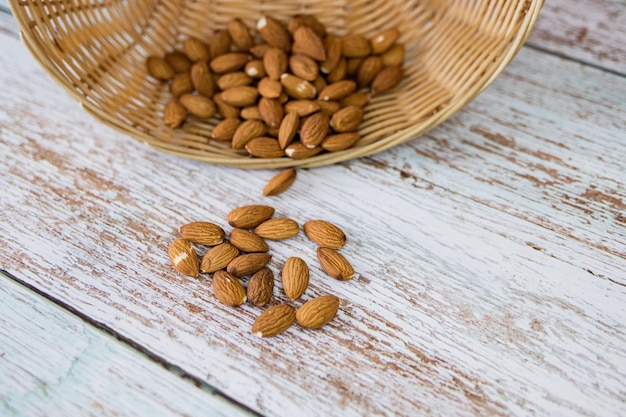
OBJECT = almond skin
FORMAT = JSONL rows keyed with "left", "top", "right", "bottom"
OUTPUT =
{"left": 212, "top": 270, "right": 247, "bottom": 306}
{"left": 226, "top": 253, "right": 272, "bottom": 277}
{"left": 300, "top": 112, "right": 329, "bottom": 148}
{"left": 281, "top": 257, "right": 309, "bottom": 300}
{"left": 179, "top": 221, "right": 225, "bottom": 246}
{"left": 214, "top": 93, "right": 241, "bottom": 119}
{"left": 371, "top": 66, "right": 404, "bottom": 93}
{"left": 227, "top": 205, "right": 275, "bottom": 228}
{"left": 229, "top": 228, "right": 269, "bottom": 253}
{"left": 252, "top": 304, "right": 296, "bottom": 337}
{"left": 303, "top": 220, "right": 346, "bottom": 249}
{"left": 317, "top": 247, "right": 355, "bottom": 281}
{"left": 288, "top": 15, "right": 326, "bottom": 37}
{"left": 257, "top": 16, "right": 291, "bottom": 51}
{"left": 200, "top": 243, "right": 240, "bottom": 273}
{"left": 247, "top": 267, "right": 274, "bottom": 306}
{"left": 168, "top": 238, "right": 199, "bottom": 277}
{"left": 296, "top": 295, "right": 340, "bottom": 329}
{"left": 263, "top": 168, "right": 297, "bottom": 196}
{"left": 245, "top": 60, "right": 266, "bottom": 78}
{"left": 254, "top": 218, "right": 299, "bottom": 240}
{"left": 240, "top": 106, "right": 262, "bottom": 120}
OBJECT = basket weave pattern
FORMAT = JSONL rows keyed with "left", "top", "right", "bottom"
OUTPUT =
{"left": 10, "top": 0, "right": 543, "bottom": 168}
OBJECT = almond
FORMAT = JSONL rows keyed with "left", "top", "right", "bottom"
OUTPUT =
{"left": 284, "top": 100, "right": 320, "bottom": 117}
{"left": 212, "top": 118, "right": 242, "bottom": 141}
{"left": 330, "top": 105, "right": 364, "bottom": 133}
{"left": 263, "top": 47, "right": 288, "bottom": 80}
{"left": 326, "top": 57, "right": 347, "bottom": 83}
{"left": 179, "top": 94, "right": 216, "bottom": 119}
{"left": 313, "top": 75, "right": 327, "bottom": 92}
{"left": 278, "top": 112, "right": 299, "bottom": 149}
{"left": 226, "top": 253, "right": 272, "bottom": 277}
{"left": 254, "top": 218, "right": 299, "bottom": 240}
{"left": 316, "top": 100, "right": 341, "bottom": 115}
{"left": 289, "top": 54, "right": 319, "bottom": 81}
{"left": 284, "top": 142, "right": 323, "bottom": 159}
{"left": 250, "top": 43, "right": 272, "bottom": 58}
{"left": 217, "top": 71, "right": 253, "bottom": 90}
{"left": 240, "top": 105, "right": 262, "bottom": 120}
{"left": 263, "top": 168, "right": 297, "bottom": 196}
{"left": 190, "top": 62, "right": 215, "bottom": 98}
{"left": 227, "top": 205, "right": 275, "bottom": 228}
{"left": 257, "top": 16, "right": 291, "bottom": 51}
{"left": 245, "top": 59, "right": 266, "bottom": 79}
{"left": 257, "top": 77, "right": 283, "bottom": 98}
{"left": 341, "top": 34, "right": 371, "bottom": 58}
{"left": 229, "top": 228, "right": 269, "bottom": 253}
{"left": 163, "top": 101, "right": 187, "bottom": 128}
{"left": 247, "top": 267, "right": 274, "bottom": 306}
{"left": 208, "top": 29, "right": 232, "bottom": 57}
{"left": 228, "top": 19, "right": 254, "bottom": 51}
{"left": 183, "top": 37, "right": 210, "bottom": 62}
{"left": 179, "top": 221, "right": 225, "bottom": 246}
{"left": 318, "top": 80, "right": 356, "bottom": 101}
{"left": 251, "top": 304, "right": 296, "bottom": 337}
{"left": 371, "top": 66, "right": 403, "bottom": 93}
{"left": 168, "top": 238, "right": 199, "bottom": 277}
{"left": 288, "top": 15, "right": 326, "bottom": 37}
{"left": 266, "top": 125, "right": 280, "bottom": 138}
{"left": 245, "top": 137, "right": 285, "bottom": 158}
{"left": 303, "top": 220, "right": 346, "bottom": 248}
{"left": 292, "top": 26, "right": 326, "bottom": 61}
{"left": 280, "top": 74, "right": 317, "bottom": 100}
{"left": 200, "top": 243, "right": 239, "bottom": 273}
{"left": 320, "top": 35, "right": 342, "bottom": 74}
{"left": 146, "top": 56, "right": 175, "bottom": 81}
{"left": 212, "top": 270, "right": 247, "bottom": 306}
{"left": 317, "top": 247, "right": 355, "bottom": 281}
{"left": 357, "top": 55, "right": 383, "bottom": 88}
{"left": 281, "top": 257, "right": 309, "bottom": 300}
{"left": 258, "top": 97, "right": 284, "bottom": 128}
{"left": 210, "top": 52, "right": 250, "bottom": 74}
{"left": 220, "top": 86, "right": 258, "bottom": 107}
{"left": 170, "top": 73, "right": 193, "bottom": 97}
{"left": 232, "top": 119, "right": 267, "bottom": 149}
{"left": 164, "top": 51, "right": 192, "bottom": 73}
{"left": 296, "top": 295, "right": 340, "bottom": 329}
{"left": 300, "top": 112, "right": 329, "bottom": 148}
{"left": 321, "top": 132, "right": 361, "bottom": 152}
{"left": 345, "top": 57, "right": 364, "bottom": 76}
{"left": 213, "top": 93, "right": 241, "bottom": 119}
{"left": 381, "top": 44, "right": 405, "bottom": 67}
{"left": 340, "top": 92, "right": 370, "bottom": 107}
{"left": 370, "top": 28, "right": 400, "bottom": 54}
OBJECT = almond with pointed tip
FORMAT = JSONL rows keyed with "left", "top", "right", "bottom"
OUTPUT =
{"left": 257, "top": 16, "right": 291, "bottom": 51}
{"left": 232, "top": 119, "right": 266, "bottom": 149}
{"left": 371, "top": 66, "right": 404, "bottom": 93}
{"left": 247, "top": 267, "right": 274, "bottom": 306}
{"left": 228, "top": 18, "right": 254, "bottom": 51}
{"left": 163, "top": 101, "right": 187, "bottom": 129}
{"left": 257, "top": 77, "right": 283, "bottom": 98}
{"left": 227, "top": 205, "right": 275, "bottom": 228}
{"left": 281, "top": 257, "right": 309, "bottom": 300}
{"left": 214, "top": 93, "right": 240, "bottom": 119}
{"left": 316, "top": 100, "right": 341, "bottom": 115}
{"left": 165, "top": 51, "right": 191, "bottom": 73}
{"left": 321, "top": 132, "right": 361, "bottom": 152}
{"left": 330, "top": 105, "right": 364, "bottom": 133}
{"left": 147, "top": 56, "right": 175, "bottom": 81}
{"left": 217, "top": 71, "right": 253, "bottom": 90}
{"left": 320, "top": 36, "right": 342, "bottom": 74}
{"left": 280, "top": 74, "right": 317, "bottom": 100}
{"left": 300, "top": 112, "right": 329, "bottom": 148}
{"left": 288, "top": 15, "right": 326, "bottom": 37}
{"left": 229, "top": 228, "right": 269, "bottom": 253}
{"left": 258, "top": 97, "right": 284, "bottom": 128}
{"left": 240, "top": 105, "right": 262, "bottom": 120}
{"left": 210, "top": 52, "right": 250, "bottom": 74}
{"left": 381, "top": 44, "right": 405, "bottom": 67}
{"left": 200, "top": 243, "right": 239, "bottom": 273}
{"left": 370, "top": 28, "right": 400, "bottom": 54}
{"left": 284, "top": 142, "right": 323, "bottom": 159}
{"left": 289, "top": 54, "right": 319, "bottom": 81}
{"left": 179, "top": 221, "right": 225, "bottom": 246}
{"left": 212, "top": 118, "right": 241, "bottom": 141}
{"left": 190, "top": 62, "right": 215, "bottom": 98}
{"left": 220, "top": 86, "right": 258, "bottom": 107}
{"left": 292, "top": 26, "right": 326, "bottom": 61}
{"left": 252, "top": 304, "right": 296, "bottom": 337}
{"left": 168, "top": 238, "right": 199, "bottom": 277}
{"left": 212, "top": 270, "right": 247, "bottom": 306}
{"left": 254, "top": 218, "right": 299, "bottom": 240}
{"left": 263, "top": 47, "right": 288, "bottom": 80}
{"left": 170, "top": 73, "right": 193, "bottom": 97}
{"left": 296, "top": 295, "right": 340, "bottom": 329}
{"left": 317, "top": 247, "right": 355, "bottom": 281}
{"left": 357, "top": 55, "right": 383, "bottom": 88}
{"left": 245, "top": 137, "right": 284, "bottom": 158}
{"left": 226, "top": 253, "right": 272, "bottom": 277}
{"left": 278, "top": 112, "right": 299, "bottom": 149}
{"left": 179, "top": 94, "right": 216, "bottom": 119}
{"left": 318, "top": 80, "right": 357, "bottom": 101}
{"left": 303, "top": 220, "right": 346, "bottom": 248}
{"left": 183, "top": 37, "right": 210, "bottom": 62}
{"left": 245, "top": 60, "right": 266, "bottom": 79}
{"left": 341, "top": 34, "right": 371, "bottom": 58}
{"left": 263, "top": 168, "right": 297, "bottom": 196}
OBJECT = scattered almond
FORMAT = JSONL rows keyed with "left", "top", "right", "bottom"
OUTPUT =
{"left": 179, "top": 221, "right": 225, "bottom": 246}
{"left": 263, "top": 168, "right": 297, "bottom": 196}
{"left": 281, "top": 257, "right": 309, "bottom": 300}
{"left": 227, "top": 205, "right": 275, "bottom": 228}
{"left": 254, "top": 218, "right": 299, "bottom": 240}
{"left": 217, "top": 71, "right": 253, "bottom": 90}
{"left": 147, "top": 56, "right": 175, "bottom": 81}
{"left": 317, "top": 247, "right": 355, "bottom": 281}
{"left": 288, "top": 15, "right": 326, "bottom": 38}
{"left": 280, "top": 74, "right": 317, "bottom": 100}
{"left": 257, "top": 77, "right": 283, "bottom": 98}
{"left": 227, "top": 253, "right": 272, "bottom": 277}
{"left": 200, "top": 243, "right": 239, "bottom": 273}
{"left": 168, "top": 238, "right": 199, "bottom": 277}
{"left": 252, "top": 304, "right": 296, "bottom": 337}
{"left": 212, "top": 270, "right": 247, "bottom": 306}
{"left": 371, "top": 66, "right": 404, "bottom": 94}
{"left": 357, "top": 55, "right": 383, "bottom": 88}
{"left": 247, "top": 267, "right": 274, "bottom": 306}
{"left": 381, "top": 43, "right": 405, "bottom": 67}
{"left": 245, "top": 59, "right": 266, "bottom": 78}
{"left": 179, "top": 94, "right": 216, "bottom": 119}
{"left": 212, "top": 118, "right": 242, "bottom": 141}
{"left": 245, "top": 137, "right": 285, "bottom": 158}
{"left": 240, "top": 105, "right": 262, "bottom": 120}
{"left": 303, "top": 220, "right": 346, "bottom": 249}
{"left": 296, "top": 295, "right": 340, "bottom": 329}
{"left": 229, "top": 228, "right": 269, "bottom": 253}
{"left": 283, "top": 100, "right": 320, "bottom": 117}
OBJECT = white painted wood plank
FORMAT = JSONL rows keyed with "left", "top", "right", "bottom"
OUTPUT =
{"left": 0, "top": 29, "right": 625, "bottom": 417}
{"left": 0, "top": 274, "right": 253, "bottom": 417}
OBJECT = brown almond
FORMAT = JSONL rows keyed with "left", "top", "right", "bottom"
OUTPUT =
{"left": 266, "top": 125, "right": 280, "bottom": 138}
{"left": 258, "top": 77, "right": 283, "bottom": 99}
{"left": 289, "top": 54, "right": 319, "bottom": 82}
{"left": 296, "top": 295, "right": 340, "bottom": 329}
{"left": 303, "top": 220, "right": 346, "bottom": 248}
{"left": 229, "top": 228, "right": 269, "bottom": 253}
{"left": 292, "top": 26, "right": 326, "bottom": 61}
{"left": 318, "top": 80, "right": 357, "bottom": 101}
{"left": 163, "top": 101, "right": 187, "bottom": 129}
{"left": 346, "top": 57, "right": 364, "bottom": 76}
{"left": 232, "top": 119, "right": 267, "bottom": 149}
{"left": 281, "top": 257, "right": 309, "bottom": 300}
{"left": 284, "top": 142, "right": 323, "bottom": 159}
{"left": 208, "top": 30, "right": 232, "bottom": 58}
{"left": 179, "top": 94, "right": 216, "bottom": 119}
{"left": 220, "top": 86, "right": 258, "bottom": 107}
{"left": 254, "top": 218, "right": 299, "bottom": 240}
{"left": 212, "top": 118, "right": 242, "bottom": 141}
{"left": 217, "top": 72, "right": 253, "bottom": 90}
{"left": 330, "top": 105, "right": 364, "bottom": 133}
{"left": 371, "top": 66, "right": 403, "bottom": 93}
{"left": 240, "top": 106, "right": 262, "bottom": 120}
{"left": 200, "top": 243, "right": 239, "bottom": 273}
{"left": 300, "top": 112, "right": 329, "bottom": 148}
{"left": 170, "top": 72, "right": 193, "bottom": 97}
{"left": 263, "top": 47, "right": 288, "bottom": 80}
{"left": 284, "top": 100, "right": 320, "bottom": 117}
{"left": 214, "top": 93, "right": 240, "bottom": 119}
{"left": 245, "top": 137, "right": 285, "bottom": 158}
{"left": 227, "top": 205, "right": 275, "bottom": 228}
{"left": 165, "top": 51, "right": 192, "bottom": 73}
{"left": 146, "top": 56, "right": 175, "bottom": 81}
{"left": 321, "top": 132, "right": 361, "bottom": 152}
{"left": 316, "top": 100, "right": 341, "bottom": 115}
{"left": 190, "top": 62, "right": 215, "bottom": 98}
{"left": 212, "top": 270, "right": 247, "bottom": 306}
{"left": 168, "top": 238, "right": 199, "bottom": 277}
{"left": 320, "top": 35, "right": 342, "bottom": 74}
{"left": 381, "top": 44, "right": 405, "bottom": 67}
{"left": 257, "top": 16, "right": 291, "bottom": 51}
{"left": 252, "top": 304, "right": 295, "bottom": 337}
{"left": 278, "top": 112, "right": 299, "bottom": 149}
{"left": 357, "top": 55, "right": 383, "bottom": 88}
{"left": 226, "top": 253, "right": 272, "bottom": 277}
{"left": 263, "top": 168, "right": 297, "bottom": 196}
{"left": 280, "top": 74, "right": 316, "bottom": 100}
{"left": 183, "top": 37, "right": 210, "bottom": 62}
{"left": 327, "top": 57, "right": 347, "bottom": 83}
{"left": 179, "top": 221, "right": 225, "bottom": 246}
{"left": 210, "top": 52, "right": 250, "bottom": 74}
{"left": 288, "top": 15, "right": 326, "bottom": 37}
{"left": 250, "top": 43, "right": 272, "bottom": 59}
{"left": 342, "top": 34, "right": 371, "bottom": 58}
{"left": 370, "top": 28, "right": 400, "bottom": 54}
{"left": 340, "top": 92, "right": 370, "bottom": 107}
{"left": 247, "top": 268, "right": 274, "bottom": 306}
{"left": 313, "top": 75, "right": 327, "bottom": 92}
{"left": 245, "top": 59, "right": 266, "bottom": 79}
{"left": 317, "top": 247, "right": 355, "bottom": 281}
{"left": 228, "top": 19, "right": 254, "bottom": 51}
{"left": 258, "top": 97, "right": 284, "bottom": 128}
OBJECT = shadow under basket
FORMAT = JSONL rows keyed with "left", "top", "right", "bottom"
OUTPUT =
{"left": 9, "top": 0, "right": 544, "bottom": 168}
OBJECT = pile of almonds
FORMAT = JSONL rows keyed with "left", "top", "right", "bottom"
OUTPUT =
{"left": 167, "top": 204, "right": 355, "bottom": 337}
{"left": 147, "top": 15, "right": 405, "bottom": 159}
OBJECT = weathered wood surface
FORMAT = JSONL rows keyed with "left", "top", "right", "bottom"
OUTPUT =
{"left": 1, "top": 1, "right": 626, "bottom": 416}
{"left": 0, "top": 274, "right": 253, "bottom": 417}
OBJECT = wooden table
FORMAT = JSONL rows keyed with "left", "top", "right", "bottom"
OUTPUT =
{"left": 1, "top": 1, "right": 624, "bottom": 416}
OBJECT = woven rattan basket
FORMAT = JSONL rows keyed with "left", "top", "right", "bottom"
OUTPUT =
{"left": 9, "top": 0, "right": 543, "bottom": 168}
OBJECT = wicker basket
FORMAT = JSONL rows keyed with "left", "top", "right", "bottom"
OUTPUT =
{"left": 9, "top": 0, "right": 543, "bottom": 168}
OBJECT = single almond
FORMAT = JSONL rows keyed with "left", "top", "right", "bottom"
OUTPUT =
{"left": 229, "top": 228, "right": 269, "bottom": 253}
{"left": 263, "top": 47, "right": 288, "bottom": 80}
{"left": 228, "top": 19, "right": 254, "bottom": 51}
{"left": 288, "top": 15, "right": 326, "bottom": 37}
{"left": 258, "top": 97, "right": 284, "bottom": 128}
{"left": 330, "top": 105, "right": 364, "bottom": 133}
{"left": 247, "top": 267, "right": 274, "bottom": 306}
{"left": 370, "top": 28, "right": 400, "bottom": 54}
{"left": 327, "top": 57, "right": 347, "bottom": 83}
{"left": 146, "top": 56, "right": 175, "bottom": 81}
{"left": 257, "top": 77, "right": 283, "bottom": 98}
{"left": 257, "top": 16, "right": 291, "bottom": 51}
{"left": 266, "top": 125, "right": 280, "bottom": 138}
{"left": 292, "top": 26, "right": 326, "bottom": 61}
{"left": 170, "top": 73, "right": 193, "bottom": 97}
{"left": 212, "top": 118, "right": 242, "bottom": 141}
{"left": 296, "top": 295, "right": 340, "bottom": 329}
{"left": 278, "top": 112, "right": 299, "bottom": 149}
{"left": 316, "top": 100, "right": 341, "bottom": 115}
{"left": 303, "top": 220, "right": 346, "bottom": 248}
{"left": 220, "top": 86, "right": 258, "bottom": 107}
{"left": 179, "top": 221, "right": 225, "bottom": 246}
{"left": 208, "top": 29, "right": 232, "bottom": 57}
{"left": 340, "top": 92, "right": 370, "bottom": 107}
{"left": 345, "top": 57, "right": 364, "bottom": 76}
{"left": 183, "top": 37, "right": 210, "bottom": 62}
{"left": 226, "top": 253, "right": 272, "bottom": 277}
{"left": 168, "top": 238, "right": 199, "bottom": 277}
{"left": 200, "top": 242, "right": 239, "bottom": 273}
{"left": 179, "top": 94, "right": 216, "bottom": 119}
{"left": 381, "top": 44, "right": 405, "bottom": 67}
{"left": 280, "top": 74, "right": 317, "bottom": 100}
{"left": 245, "top": 137, "right": 285, "bottom": 158}
{"left": 163, "top": 101, "right": 187, "bottom": 128}
{"left": 245, "top": 59, "right": 266, "bottom": 79}
{"left": 214, "top": 93, "right": 241, "bottom": 119}
{"left": 217, "top": 71, "right": 253, "bottom": 90}
{"left": 281, "top": 257, "right": 309, "bottom": 300}
{"left": 284, "top": 142, "right": 323, "bottom": 159}
{"left": 212, "top": 270, "right": 247, "bottom": 306}
{"left": 250, "top": 43, "right": 272, "bottom": 58}
{"left": 232, "top": 119, "right": 267, "bottom": 149}
{"left": 210, "top": 52, "right": 250, "bottom": 74}
{"left": 289, "top": 54, "right": 319, "bottom": 81}
{"left": 190, "top": 62, "right": 215, "bottom": 98}
{"left": 320, "top": 35, "right": 342, "bottom": 74}
{"left": 284, "top": 100, "right": 320, "bottom": 117}
{"left": 313, "top": 75, "right": 327, "bottom": 92}
{"left": 371, "top": 66, "right": 403, "bottom": 93}
{"left": 165, "top": 51, "right": 192, "bottom": 73}
{"left": 321, "top": 132, "right": 361, "bottom": 152}
{"left": 251, "top": 304, "right": 296, "bottom": 337}
{"left": 342, "top": 34, "right": 371, "bottom": 58}
{"left": 318, "top": 80, "right": 357, "bottom": 101}
{"left": 357, "top": 55, "right": 384, "bottom": 88}
{"left": 300, "top": 112, "right": 329, "bottom": 148}
{"left": 317, "top": 247, "right": 355, "bottom": 281}
{"left": 263, "top": 168, "right": 297, "bottom": 196}
{"left": 254, "top": 218, "right": 299, "bottom": 240}
{"left": 227, "top": 205, "right": 275, "bottom": 228}
{"left": 240, "top": 105, "right": 262, "bottom": 120}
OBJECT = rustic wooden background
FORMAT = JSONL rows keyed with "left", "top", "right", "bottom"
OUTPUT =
{"left": 0, "top": 1, "right": 624, "bottom": 416}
